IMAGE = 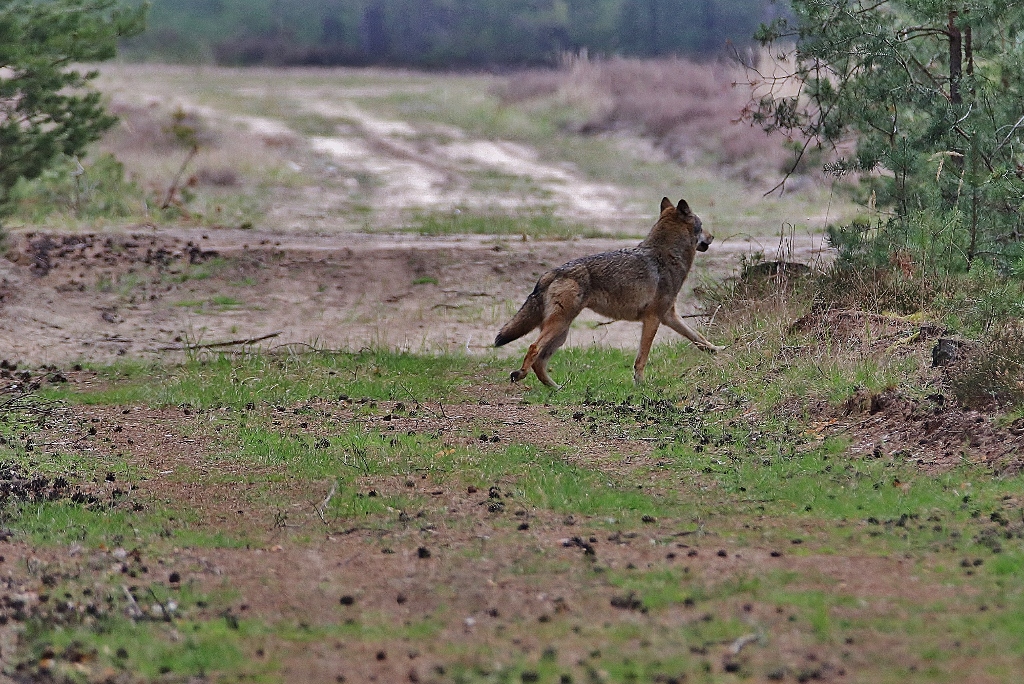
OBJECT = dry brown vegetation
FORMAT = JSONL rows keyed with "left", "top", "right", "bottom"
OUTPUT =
{"left": 494, "top": 55, "right": 797, "bottom": 184}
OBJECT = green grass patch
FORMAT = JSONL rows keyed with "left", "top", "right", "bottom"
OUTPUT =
{"left": 22, "top": 610, "right": 446, "bottom": 682}
{"left": 174, "top": 295, "right": 244, "bottom": 311}
{"left": 4, "top": 499, "right": 252, "bottom": 549}
{"left": 28, "top": 618, "right": 252, "bottom": 681}
{"left": 288, "top": 112, "right": 348, "bottom": 137}
{"left": 222, "top": 419, "right": 662, "bottom": 520}
{"left": 44, "top": 350, "right": 484, "bottom": 409}
{"left": 466, "top": 168, "right": 551, "bottom": 197}
{"left": 457, "top": 442, "right": 665, "bottom": 518}
{"left": 163, "top": 257, "right": 230, "bottom": 284}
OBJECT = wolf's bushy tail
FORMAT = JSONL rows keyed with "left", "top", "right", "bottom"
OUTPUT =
{"left": 494, "top": 288, "right": 544, "bottom": 347}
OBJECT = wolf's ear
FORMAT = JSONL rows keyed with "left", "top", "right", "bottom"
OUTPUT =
{"left": 677, "top": 199, "right": 691, "bottom": 216}
{"left": 660, "top": 197, "right": 673, "bottom": 212}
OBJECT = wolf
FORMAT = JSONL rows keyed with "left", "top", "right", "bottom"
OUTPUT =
{"left": 494, "top": 197, "right": 723, "bottom": 387}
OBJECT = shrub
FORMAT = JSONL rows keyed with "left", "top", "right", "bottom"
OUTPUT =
{"left": 700, "top": 210, "right": 1024, "bottom": 412}
{"left": 948, "top": 321, "right": 1024, "bottom": 410}
{"left": 9, "top": 154, "right": 146, "bottom": 222}
{"left": 0, "top": 0, "right": 145, "bottom": 218}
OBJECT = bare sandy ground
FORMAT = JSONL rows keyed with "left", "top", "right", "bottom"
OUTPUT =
{"left": 95, "top": 65, "right": 650, "bottom": 234}
{"left": 0, "top": 226, "right": 828, "bottom": 366}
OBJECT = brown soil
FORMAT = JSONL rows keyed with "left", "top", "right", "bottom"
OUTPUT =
{"left": 4, "top": 230, "right": 1023, "bottom": 682}
{"left": 0, "top": 227, "right": 825, "bottom": 366}
{"left": 835, "top": 387, "right": 1024, "bottom": 475}
{"left": 0, "top": 377, "right": 993, "bottom": 683}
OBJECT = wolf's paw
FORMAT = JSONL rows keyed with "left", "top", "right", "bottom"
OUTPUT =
{"left": 704, "top": 343, "right": 726, "bottom": 354}
{"left": 510, "top": 369, "right": 528, "bottom": 383}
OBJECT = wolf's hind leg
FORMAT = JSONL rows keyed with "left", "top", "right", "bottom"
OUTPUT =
{"left": 662, "top": 308, "right": 724, "bottom": 352}
{"left": 532, "top": 328, "right": 569, "bottom": 388}
{"left": 512, "top": 310, "right": 573, "bottom": 387}
{"left": 510, "top": 281, "right": 582, "bottom": 387}
{"left": 632, "top": 316, "right": 662, "bottom": 384}
{"left": 511, "top": 343, "right": 540, "bottom": 383}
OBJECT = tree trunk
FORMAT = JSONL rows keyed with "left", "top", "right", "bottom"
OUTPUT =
{"left": 968, "top": 143, "right": 978, "bottom": 268}
{"left": 948, "top": 11, "right": 962, "bottom": 104}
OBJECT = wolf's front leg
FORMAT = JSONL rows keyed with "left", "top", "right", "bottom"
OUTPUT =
{"left": 662, "top": 309, "right": 724, "bottom": 353}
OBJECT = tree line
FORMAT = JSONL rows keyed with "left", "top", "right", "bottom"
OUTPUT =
{"left": 123, "top": 0, "right": 778, "bottom": 67}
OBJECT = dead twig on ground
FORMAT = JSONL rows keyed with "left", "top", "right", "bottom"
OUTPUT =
{"left": 595, "top": 311, "right": 709, "bottom": 327}
{"left": 161, "top": 330, "right": 283, "bottom": 351}
{"left": 147, "top": 586, "right": 175, "bottom": 623}
{"left": 315, "top": 481, "right": 338, "bottom": 526}
{"left": 121, "top": 585, "right": 144, "bottom": 619}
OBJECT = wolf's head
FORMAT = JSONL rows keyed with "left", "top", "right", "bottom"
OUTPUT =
{"left": 660, "top": 197, "right": 714, "bottom": 251}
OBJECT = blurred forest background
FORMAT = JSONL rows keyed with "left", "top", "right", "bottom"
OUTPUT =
{"left": 123, "top": 0, "right": 778, "bottom": 66}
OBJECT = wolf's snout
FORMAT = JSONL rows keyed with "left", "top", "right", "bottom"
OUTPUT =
{"left": 697, "top": 233, "right": 713, "bottom": 252}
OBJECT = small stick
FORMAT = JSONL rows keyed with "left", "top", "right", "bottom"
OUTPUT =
{"left": 315, "top": 481, "right": 338, "bottom": 526}
{"left": 596, "top": 312, "right": 709, "bottom": 327}
{"left": 162, "top": 145, "right": 198, "bottom": 209}
{"left": 161, "top": 330, "right": 283, "bottom": 351}
{"left": 121, "top": 585, "right": 144, "bottom": 619}
{"left": 147, "top": 586, "right": 174, "bottom": 623}
{"left": 729, "top": 633, "right": 760, "bottom": 655}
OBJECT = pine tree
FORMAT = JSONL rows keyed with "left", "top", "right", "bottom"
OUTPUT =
{"left": 0, "top": 0, "right": 145, "bottom": 217}
{"left": 750, "top": 0, "right": 1024, "bottom": 270}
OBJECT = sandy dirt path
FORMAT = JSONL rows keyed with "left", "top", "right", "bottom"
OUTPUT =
{"left": 0, "top": 227, "right": 828, "bottom": 366}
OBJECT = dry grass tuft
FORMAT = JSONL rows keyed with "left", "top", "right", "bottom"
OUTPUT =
{"left": 95, "top": 94, "right": 303, "bottom": 222}
{"left": 948, "top": 321, "right": 1024, "bottom": 410}
{"left": 495, "top": 55, "right": 797, "bottom": 184}
{"left": 106, "top": 103, "right": 217, "bottom": 154}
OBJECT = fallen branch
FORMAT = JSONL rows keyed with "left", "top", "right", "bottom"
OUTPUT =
{"left": 0, "top": 391, "right": 29, "bottom": 411}
{"left": 728, "top": 633, "right": 761, "bottom": 655}
{"left": 121, "top": 585, "right": 144, "bottom": 619}
{"left": 147, "top": 585, "right": 175, "bottom": 623}
{"left": 595, "top": 311, "right": 708, "bottom": 327}
{"left": 161, "top": 330, "right": 283, "bottom": 351}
